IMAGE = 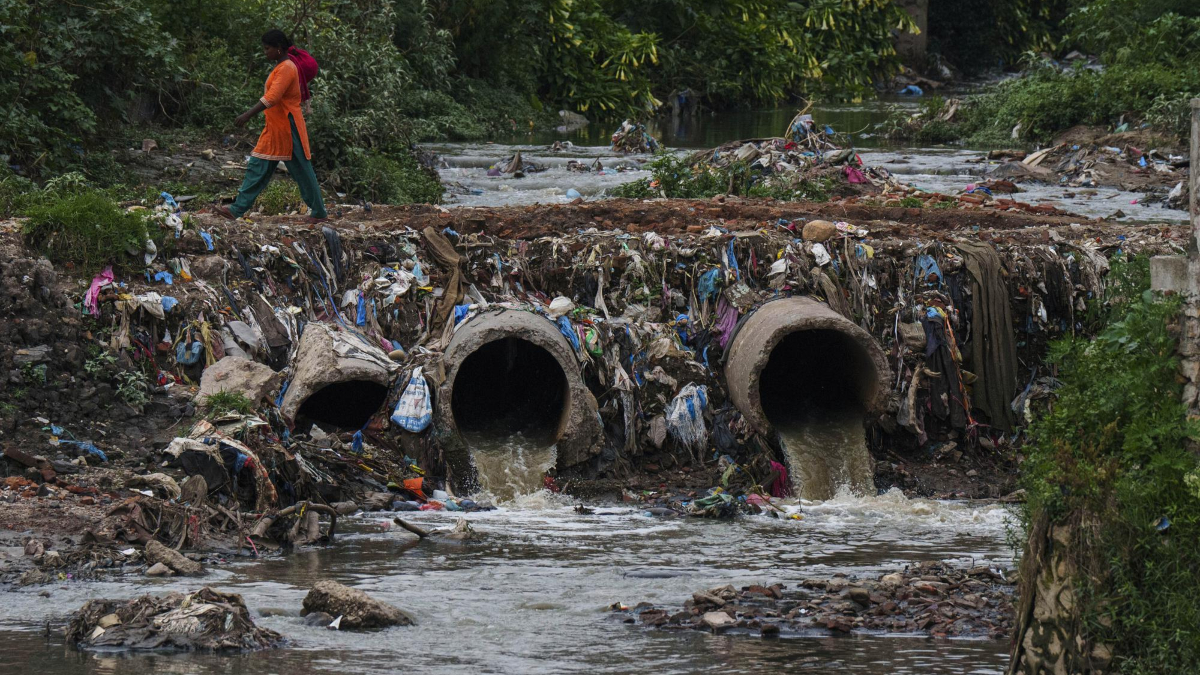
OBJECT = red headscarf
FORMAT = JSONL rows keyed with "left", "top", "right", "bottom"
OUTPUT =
{"left": 287, "top": 46, "right": 318, "bottom": 102}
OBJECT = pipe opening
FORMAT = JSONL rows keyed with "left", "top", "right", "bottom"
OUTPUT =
{"left": 759, "top": 328, "right": 878, "bottom": 499}
{"left": 760, "top": 328, "right": 879, "bottom": 423}
{"left": 296, "top": 380, "right": 389, "bottom": 430}
{"left": 451, "top": 337, "right": 569, "bottom": 444}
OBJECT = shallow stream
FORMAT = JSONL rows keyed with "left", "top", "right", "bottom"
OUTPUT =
{"left": 1, "top": 487, "right": 1014, "bottom": 674}
{"left": 428, "top": 104, "right": 1187, "bottom": 223}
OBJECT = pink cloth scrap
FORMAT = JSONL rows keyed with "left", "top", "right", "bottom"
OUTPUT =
{"left": 85, "top": 266, "right": 114, "bottom": 316}
{"left": 714, "top": 297, "right": 739, "bottom": 350}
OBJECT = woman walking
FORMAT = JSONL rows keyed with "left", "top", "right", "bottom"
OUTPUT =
{"left": 215, "top": 30, "right": 327, "bottom": 223}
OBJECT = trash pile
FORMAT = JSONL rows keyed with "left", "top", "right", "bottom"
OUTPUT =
{"left": 986, "top": 141, "right": 1188, "bottom": 198}
{"left": 611, "top": 119, "right": 660, "bottom": 154}
{"left": 0, "top": 187, "right": 1180, "bottom": 550}
{"left": 490, "top": 150, "right": 548, "bottom": 178}
{"left": 71, "top": 206, "right": 1180, "bottom": 489}
{"left": 613, "top": 561, "right": 1014, "bottom": 638}
{"left": 66, "top": 587, "right": 282, "bottom": 652}
{"left": 685, "top": 112, "right": 900, "bottom": 197}
{"left": 625, "top": 452, "right": 795, "bottom": 520}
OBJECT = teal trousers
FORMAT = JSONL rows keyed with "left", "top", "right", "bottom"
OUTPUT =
{"left": 230, "top": 115, "right": 327, "bottom": 218}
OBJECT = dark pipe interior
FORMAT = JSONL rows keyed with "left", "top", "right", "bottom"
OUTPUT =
{"left": 759, "top": 329, "right": 876, "bottom": 425}
{"left": 452, "top": 337, "right": 568, "bottom": 442}
{"left": 297, "top": 380, "right": 389, "bottom": 430}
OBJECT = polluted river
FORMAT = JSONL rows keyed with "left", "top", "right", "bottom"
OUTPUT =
{"left": 2, "top": 488, "right": 1012, "bottom": 674}
{"left": 431, "top": 103, "right": 1189, "bottom": 223}
{"left": 5, "top": 103, "right": 1187, "bottom": 674}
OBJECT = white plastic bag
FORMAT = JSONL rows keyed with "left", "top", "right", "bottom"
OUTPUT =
{"left": 391, "top": 367, "right": 432, "bottom": 432}
{"left": 548, "top": 296, "right": 575, "bottom": 318}
{"left": 810, "top": 242, "right": 831, "bottom": 266}
{"left": 665, "top": 383, "right": 709, "bottom": 451}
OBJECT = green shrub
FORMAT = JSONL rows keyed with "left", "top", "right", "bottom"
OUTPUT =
{"left": 22, "top": 190, "right": 151, "bottom": 271}
{"left": 177, "top": 39, "right": 259, "bottom": 128}
{"left": 0, "top": 169, "right": 37, "bottom": 217}
{"left": 1022, "top": 255, "right": 1200, "bottom": 672}
{"left": 329, "top": 149, "right": 442, "bottom": 205}
{"left": 258, "top": 180, "right": 305, "bottom": 216}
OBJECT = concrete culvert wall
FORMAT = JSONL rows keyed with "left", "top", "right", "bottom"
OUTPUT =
{"left": 280, "top": 323, "right": 397, "bottom": 430}
{"left": 725, "top": 297, "right": 889, "bottom": 436}
{"left": 436, "top": 309, "right": 603, "bottom": 485}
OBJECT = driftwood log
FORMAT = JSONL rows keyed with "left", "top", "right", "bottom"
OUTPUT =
{"left": 249, "top": 501, "right": 338, "bottom": 546}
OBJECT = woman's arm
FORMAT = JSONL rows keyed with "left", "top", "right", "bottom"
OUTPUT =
{"left": 234, "top": 101, "right": 266, "bottom": 128}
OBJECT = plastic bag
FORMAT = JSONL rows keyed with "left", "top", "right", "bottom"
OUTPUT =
{"left": 391, "top": 367, "right": 432, "bottom": 432}
{"left": 665, "top": 383, "right": 709, "bottom": 451}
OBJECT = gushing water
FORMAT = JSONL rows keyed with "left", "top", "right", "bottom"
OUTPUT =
{"left": 777, "top": 408, "right": 874, "bottom": 501}
{"left": 465, "top": 433, "right": 557, "bottom": 503}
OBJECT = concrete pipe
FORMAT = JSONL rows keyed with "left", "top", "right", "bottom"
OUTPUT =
{"left": 280, "top": 323, "right": 398, "bottom": 429}
{"left": 435, "top": 309, "right": 602, "bottom": 483}
{"left": 724, "top": 296, "right": 890, "bottom": 437}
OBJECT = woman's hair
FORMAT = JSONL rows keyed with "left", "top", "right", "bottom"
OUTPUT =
{"left": 261, "top": 29, "right": 293, "bottom": 50}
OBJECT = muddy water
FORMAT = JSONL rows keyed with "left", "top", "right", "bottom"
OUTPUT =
{"left": 0, "top": 492, "right": 1013, "bottom": 674}
{"left": 466, "top": 433, "right": 558, "bottom": 502}
{"left": 778, "top": 409, "right": 875, "bottom": 501}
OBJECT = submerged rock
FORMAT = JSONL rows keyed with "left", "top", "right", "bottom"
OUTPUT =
{"left": 702, "top": 611, "right": 736, "bottom": 631}
{"left": 145, "top": 562, "right": 173, "bottom": 577}
{"left": 301, "top": 580, "right": 415, "bottom": 630}
{"left": 66, "top": 587, "right": 281, "bottom": 652}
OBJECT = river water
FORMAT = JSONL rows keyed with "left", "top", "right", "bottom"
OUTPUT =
{"left": 429, "top": 104, "right": 1187, "bottom": 223}
{"left": 1, "top": 489, "right": 1013, "bottom": 674}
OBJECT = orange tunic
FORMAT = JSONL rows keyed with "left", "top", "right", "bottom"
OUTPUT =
{"left": 252, "top": 59, "right": 312, "bottom": 162}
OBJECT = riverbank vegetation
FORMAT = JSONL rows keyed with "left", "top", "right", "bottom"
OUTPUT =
{"left": 1020, "top": 256, "right": 1200, "bottom": 672}
{"left": 1, "top": 0, "right": 921, "bottom": 202}
{"left": 894, "top": 0, "right": 1199, "bottom": 146}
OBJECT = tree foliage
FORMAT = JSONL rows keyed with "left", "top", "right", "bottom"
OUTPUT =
{"left": 0, "top": 0, "right": 922, "bottom": 196}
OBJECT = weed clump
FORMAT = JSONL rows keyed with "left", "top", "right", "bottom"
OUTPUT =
{"left": 611, "top": 153, "right": 832, "bottom": 203}
{"left": 258, "top": 180, "right": 305, "bottom": 216}
{"left": 203, "top": 391, "right": 255, "bottom": 417}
